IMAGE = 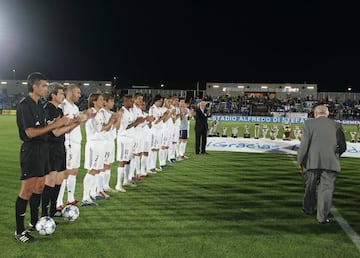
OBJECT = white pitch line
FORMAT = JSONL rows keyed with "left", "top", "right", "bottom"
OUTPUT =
{"left": 289, "top": 157, "right": 360, "bottom": 252}
{"left": 331, "top": 206, "right": 360, "bottom": 252}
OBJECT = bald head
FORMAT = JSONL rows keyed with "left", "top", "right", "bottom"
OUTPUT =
{"left": 314, "top": 105, "right": 329, "bottom": 118}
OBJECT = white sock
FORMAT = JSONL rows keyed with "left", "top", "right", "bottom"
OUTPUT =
{"left": 141, "top": 155, "right": 148, "bottom": 175}
{"left": 124, "top": 164, "right": 130, "bottom": 184}
{"left": 103, "top": 169, "right": 111, "bottom": 189}
{"left": 159, "top": 149, "right": 166, "bottom": 166}
{"left": 153, "top": 150, "right": 158, "bottom": 168}
{"left": 67, "top": 175, "right": 76, "bottom": 202}
{"left": 135, "top": 156, "right": 141, "bottom": 176}
{"left": 56, "top": 179, "right": 66, "bottom": 207}
{"left": 168, "top": 144, "right": 174, "bottom": 161}
{"left": 82, "top": 173, "right": 94, "bottom": 201}
{"left": 90, "top": 174, "right": 99, "bottom": 197}
{"left": 159, "top": 149, "right": 165, "bottom": 166}
{"left": 175, "top": 143, "right": 180, "bottom": 157}
{"left": 179, "top": 142, "right": 185, "bottom": 156}
{"left": 129, "top": 158, "right": 136, "bottom": 180}
{"left": 97, "top": 172, "right": 105, "bottom": 193}
{"left": 116, "top": 167, "right": 124, "bottom": 188}
{"left": 183, "top": 142, "right": 187, "bottom": 155}
{"left": 147, "top": 151, "right": 155, "bottom": 170}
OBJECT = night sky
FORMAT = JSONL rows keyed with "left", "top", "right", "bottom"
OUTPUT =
{"left": 0, "top": 0, "right": 359, "bottom": 91}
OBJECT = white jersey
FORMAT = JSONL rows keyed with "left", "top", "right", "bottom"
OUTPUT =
{"left": 174, "top": 106, "right": 181, "bottom": 126}
{"left": 117, "top": 106, "right": 136, "bottom": 138}
{"left": 61, "top": 99, "right": 81, "bottom": 144}
{"left": 149, "top": 104, "right": 164, "bottom": 130}
{"left": 163, "top": 106, "right": 174, "bottom": 129}
{"left": 179, "top": 108, "right": 190, "bottom": 130}
{"left": 100, "top": 108, "right": 116, "bottom": 141}
{"left": 85, "top": 108, "right": 105, "bottom": 142}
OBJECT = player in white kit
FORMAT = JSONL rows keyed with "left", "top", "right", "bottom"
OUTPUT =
{"left": 168, "top": 96, "right": 181, "bottom": 163}
{"left": 115, "top": 95, "right": 144, "bottom": 192}
{"left": 101, "top": 93, "right": 117, "bottom": 193}
{"left": 81, "top": 93, "right": 117, "bottom": 206}
{"left": 128, "top": 93, "right": 145, "bottom": 182}
{"left": 159, "top": 98, "right": 175, "bottom": 170}
{"left": 148, "top": 95, "right": 164, "bottom": 173}
{"left": 56, "top": 84, "right": 83, "bottom": 213}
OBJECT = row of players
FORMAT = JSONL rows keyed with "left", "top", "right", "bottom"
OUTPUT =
{"left": 15, "top": 72, "right": 194, "bottom": 243}
{"left": 53, "top": 84, "right": 195, "bottom": 210}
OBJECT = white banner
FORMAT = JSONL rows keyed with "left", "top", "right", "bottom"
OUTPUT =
{"left": 206, "top": 137, "right": 360, "bottom": 158}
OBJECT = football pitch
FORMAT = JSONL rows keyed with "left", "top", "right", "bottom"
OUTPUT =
{"left": 1, "top": 115, "right": 359, "bottom": 257}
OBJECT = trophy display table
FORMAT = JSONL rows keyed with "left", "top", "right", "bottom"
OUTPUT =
{"left": 206, "top": 137, "right": 360, "bottom": 158}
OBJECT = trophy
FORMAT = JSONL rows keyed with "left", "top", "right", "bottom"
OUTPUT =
{"left": 270, "top": 125, "right": 279, "bottom": 140}
{"left": 283, "top": 125, "right": 292, "bottom": 141}
{"left": 208, "top": 120, "right": 219, "bottom": 137}
{"left": 293, "top": 126, "right": 301, "bottom": 140}
{"left": 350, "top": 131, "right": 357, "bottom": 143}
{"left": 262, "top": 124, "right": 268, "bottom": 139}
{"left": 243, "top": 123, "right": 250, "bottom": 138}
{"left": 254, "top": 123, "right": 260, "bottom": 139}
{"left": 222, "top": 127, "right": 228, "bottom": 137}
{"left": 231, "top": 127, "right": 239, "bottom": 138}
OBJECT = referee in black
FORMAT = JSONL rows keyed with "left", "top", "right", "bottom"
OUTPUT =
{"left": 15, "top": 73, "right": 70, "bottom": 243}
{"left": 41, "top": 82, "right": 79, "bottom": 219}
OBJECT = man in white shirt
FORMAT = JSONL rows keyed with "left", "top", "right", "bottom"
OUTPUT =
{"left": 81, "top": 93, "right": 117, "bottom": 206}
{"left": 115, "top": 95, "right": 144, "bottom": 191}
{"left": 148, "top": 95, "right": 164, "bottom": 173}
{"left": 101, "top": 94, "right": 117, "bottom": 193}
{"left": 56, "top": 84, "right": 82, "bottom": 213}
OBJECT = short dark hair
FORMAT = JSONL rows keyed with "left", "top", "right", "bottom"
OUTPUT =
{"left": 88, "top": 92, "right": 101, "bottom": 108}
{"left": 102, "top": 93, "right": 114, "bottom": 102}
{"left": 46, "top": 82, "right": 65, "bottom": 101}
{"left": 153, "top": 94, "right": 163, "bottom": 103}
{"left": 123, "top": 95, "right": 133, "bottom": 101}
{"left": 27, "top": 72, "right": 48, "bottom": 92}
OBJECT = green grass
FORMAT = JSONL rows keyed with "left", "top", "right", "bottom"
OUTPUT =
{"left": 1, "top": 115, "right": 359, "bottom": 257}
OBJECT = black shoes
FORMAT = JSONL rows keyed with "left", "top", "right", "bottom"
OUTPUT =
{"left": 15, "top": 231, "right": 37, "bottom": 243}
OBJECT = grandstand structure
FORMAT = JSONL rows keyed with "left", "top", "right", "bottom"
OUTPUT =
{"left": 1, "top": 79, "right": 359, "bottom": 119}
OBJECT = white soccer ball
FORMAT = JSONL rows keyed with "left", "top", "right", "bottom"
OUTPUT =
{"left": 35, "top": 216, "right": 56, "bottom": 236}
{"left": 62, "top": 205, "right": 80, "bottom": 222}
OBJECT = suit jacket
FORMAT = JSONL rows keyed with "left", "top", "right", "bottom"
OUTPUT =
{"left": 297, "top": 117, "right": 346, "bottom": 172}
{"left": 194, "top": 108, "right": 211, "bottom": 132}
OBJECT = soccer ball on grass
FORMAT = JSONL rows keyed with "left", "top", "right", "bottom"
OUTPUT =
{"left": 62, "top": 205, "right": 80, "bottom": 222}
{"left": 35, "top": 216, "right": 56, "bottom": 236}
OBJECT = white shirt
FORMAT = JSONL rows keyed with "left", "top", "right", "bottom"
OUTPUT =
{"left": 85, "top": 108, "right": 105, "bottom": 142}
{"left": 100, "top": 108, "right": 116, "bottom": 141}
{"left": 149, "top": 104, "right": 164, "bottom": 130}
{"left": 61, "top": 99, "right": 81, "bottom": 144}
{"left": 117, "top": 106, "right": 136, "bottom": 137}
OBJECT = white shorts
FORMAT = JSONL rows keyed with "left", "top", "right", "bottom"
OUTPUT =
{"left": 133, "top": 136, "right": 142, "bottom": 154}
{"left": 84, "top": 141, "right": 105, "bottom": 170}
{"left": 140, "top": 128, "right": 151, "bottom": 153}
{"left": 65, "top": 142, "right": 81, "bottom": 169}
{"left": 116, "top": 136, "right": 134, "bottom": 162}
{"left": 161, "top": 129, "right": 171, "bottom": 147}
{"left": 150, "top": 128, "right": 161, "bottom": 149}
{"left": 173, "top": 127, "right": 180, "bottom": 143}
{"left": 103, "top": 140, "right": 115, "bottom": 165}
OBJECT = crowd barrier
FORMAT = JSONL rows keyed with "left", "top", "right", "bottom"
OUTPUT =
{"left": 208, "top": 115, "right": 360, "bottom": 125}
{"left": 206, "top": 137, "right": 360, "bottom": 158}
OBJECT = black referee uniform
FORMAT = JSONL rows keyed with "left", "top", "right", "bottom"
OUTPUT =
{"left": 41, "top": 101, "right": 67, "bottom": 217}
{"left": 16, "top": 96, "right": 50, "bottom": 233}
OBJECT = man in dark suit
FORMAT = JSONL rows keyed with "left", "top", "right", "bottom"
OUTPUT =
{"left": 194, "top": 101, "right": 211, "bottom": 154}
{"left": 297, "top": 105, "right": 346, "bottom": 224}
